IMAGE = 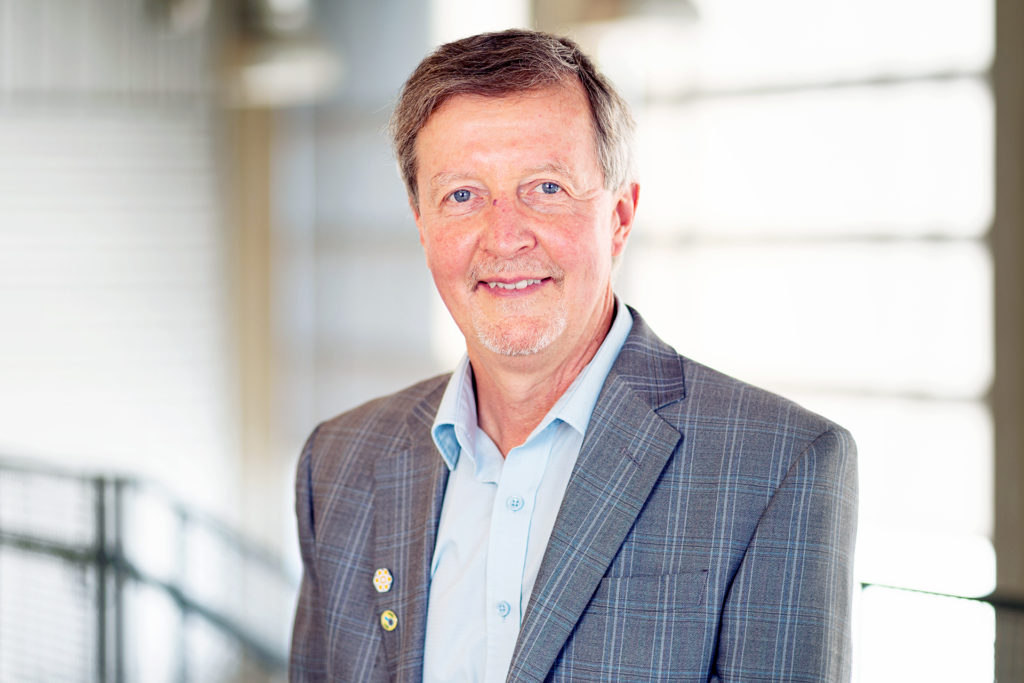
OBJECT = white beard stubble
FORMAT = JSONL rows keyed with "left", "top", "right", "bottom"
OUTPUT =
{"left": 468, "top": 258, "right": 568, "bottom": 357}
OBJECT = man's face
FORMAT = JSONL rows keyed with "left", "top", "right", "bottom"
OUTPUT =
{"left": 411, "top": 82, "right": 637, "bottom": 361}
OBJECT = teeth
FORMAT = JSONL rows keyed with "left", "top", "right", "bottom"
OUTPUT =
{"left": 487, "top": 278, "right": 542, "bottom": 290}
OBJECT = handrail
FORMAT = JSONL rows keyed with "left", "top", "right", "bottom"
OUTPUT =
{"left": 0, "top": 456, "right": 298, "bottom": 680}
{"left": 0, "top": 528, "right": 288, "bottom": 671}
{"left": 0, "top": 455, "right": 296, "bottom": 579}
{"left": 860, "top": 580, "right": 1024, "bottom": 613}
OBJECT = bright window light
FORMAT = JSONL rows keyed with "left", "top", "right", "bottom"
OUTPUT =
{"left": 589, "top": 0, "right": 993, "bottom": 96}
{"left": 792, "top": 395, "right": 993, "bottom": 541}
{"left": 637, "top": 81, "right": 992, "bottom": 238}
{"left": 856, "top": 586, "right": 995, "bottom": 683}
{"left": 691, "top": 0, "right": 993, "bottom": 88}
{"left": 857, "top": 532, "right": 996, "bottom": 598}
{"left": 621, "top": 242, "right": 992, "bottom": 398}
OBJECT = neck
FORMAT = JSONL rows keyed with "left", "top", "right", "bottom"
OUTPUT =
{"left": 469, "top": 296, "right": 616, "bottom": 457}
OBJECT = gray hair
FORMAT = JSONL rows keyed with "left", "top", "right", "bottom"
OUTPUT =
{"left": 389, "top": 29, "right": 636, "bottom": 206}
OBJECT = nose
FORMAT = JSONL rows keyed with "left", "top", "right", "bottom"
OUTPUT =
{"left": 481, "top": 198, "right": 535, "bottom": 258}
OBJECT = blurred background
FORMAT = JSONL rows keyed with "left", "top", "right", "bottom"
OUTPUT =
{"left": 0, "top": 0, "right": 1021, "bottom": 681}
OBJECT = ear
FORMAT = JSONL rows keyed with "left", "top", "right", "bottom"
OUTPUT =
{"left": 409, "top": 194, "right": 427, "bottom": 247}
{"left": 610, "top": 182, "right": 639, "bottom": 259}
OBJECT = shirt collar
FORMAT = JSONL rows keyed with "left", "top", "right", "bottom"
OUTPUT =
{"left": 432, "top": 353, "right": 476, "bottom": 471}
{"left": 431, "top": 298, "right": 634, "bottom": 471}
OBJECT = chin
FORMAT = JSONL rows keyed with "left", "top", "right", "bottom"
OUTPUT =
{"left": 474, "top": 313, "right": 568, "bottom": 357}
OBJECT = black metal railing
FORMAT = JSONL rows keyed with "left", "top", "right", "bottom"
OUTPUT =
{"left": 0, "top": 457, "right": 298, "bottom": 683}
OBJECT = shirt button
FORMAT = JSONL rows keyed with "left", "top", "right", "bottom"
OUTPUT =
{"left": 496, "top": 600, "right": 511, "bottom": 618}
{"left": 506, "top": 495, "right": 524, "bottom": 512}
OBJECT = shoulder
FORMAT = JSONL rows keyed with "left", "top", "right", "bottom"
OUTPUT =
{"left": 317, "top": 373, "right": 449, "bottom": 440}
{"left": 617, "top": 319, "right": 858, "bottom": 572}
{"left": 680, "top": 356, "right": 842, "bottom": 438}
{"left": 620, "top": 308, "right": 853, "bottom": 467}
{"left": 666, "top": 356, "right": 856, "bottom": 495}
{"left": 298, "top": 373, "right": 450, "bottom": 484}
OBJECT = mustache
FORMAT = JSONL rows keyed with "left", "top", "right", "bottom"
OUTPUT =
{"left": 468, "top": 257, "right": 565, "bottom": 284}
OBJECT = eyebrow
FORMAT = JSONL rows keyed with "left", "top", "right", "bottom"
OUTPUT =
{"left": 524, "top": 161, "right": 575, "bottom": 179}
{"left": 427, "top": 162, "right": 577, "bottom": 191}
{"left": 428, "top": 172, "right": 473, "bottom": 191}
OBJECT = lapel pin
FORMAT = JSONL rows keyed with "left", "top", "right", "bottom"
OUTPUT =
{"left": 373, "top": 568, "right": 393, "bottom": 593}
{"left": 380, "top": 609, "right": 398, "bottom": 631}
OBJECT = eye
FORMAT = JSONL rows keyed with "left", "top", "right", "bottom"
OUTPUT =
{"left": 449, "top": 189, "right": 472, "bottom": 203}
{"left": 538, "top": 182, "right": 561, "bottom": 195}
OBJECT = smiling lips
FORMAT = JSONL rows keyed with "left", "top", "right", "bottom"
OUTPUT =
{"left": 486, "top": 278, "right": 545, "bottom": 290}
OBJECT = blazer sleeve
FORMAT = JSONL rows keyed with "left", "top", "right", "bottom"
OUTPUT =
{"left": 290, "top": 426, "right": 328, "bottom": 682}
{"left": 711, "top": 427, "right": 858, "bottom": 682}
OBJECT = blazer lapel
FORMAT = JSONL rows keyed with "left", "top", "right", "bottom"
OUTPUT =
{"left": 372, "top": 386, "right": 449, "bottom": 682}
{"left": 507, "top": 311, "right": 687, "bottom": 682}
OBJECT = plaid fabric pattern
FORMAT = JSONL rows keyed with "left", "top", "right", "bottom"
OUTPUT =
{"left": 290, "top": 308, "right": 857, "bottom": 682}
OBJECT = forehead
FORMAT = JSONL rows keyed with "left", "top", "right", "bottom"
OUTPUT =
{"left": 428, "top": 80, "right": 591, "bottom": 123}
{"left": 414, "top": 83, "right": 597, "bottom": 171}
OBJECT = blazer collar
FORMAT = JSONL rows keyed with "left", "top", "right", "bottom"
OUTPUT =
{"left": 372, "top": 380, "right": 449, "bottom": 683}
{"left": 507, "top": 307, "right": 687, "bottom": 681}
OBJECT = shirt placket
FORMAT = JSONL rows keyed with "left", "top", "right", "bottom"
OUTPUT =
{"left": 482, "top": 432, "right": 553, "bottom": 682}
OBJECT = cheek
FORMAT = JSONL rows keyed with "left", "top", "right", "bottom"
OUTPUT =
{"left": 547, "top": 217, "right": 610, "bottom": 271}
{"left": 424, "top": 230, "right": 472, "bottom": 282}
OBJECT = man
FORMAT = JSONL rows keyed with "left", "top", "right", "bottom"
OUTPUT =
{"left": 290, "top": 29, "right": 857, "bottom": 683}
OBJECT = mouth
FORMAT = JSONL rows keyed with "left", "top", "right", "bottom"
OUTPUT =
{"left": 485, "top": 278, "right": 546, "bottom": 291}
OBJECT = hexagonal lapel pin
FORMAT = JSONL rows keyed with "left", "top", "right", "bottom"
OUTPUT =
{"left": 373, "top": 568, "right": 393, "bottom": 593}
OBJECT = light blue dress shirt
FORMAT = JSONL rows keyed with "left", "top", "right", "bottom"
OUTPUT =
{"left": 422, "top": 299, "right": 633, "bottom": 683}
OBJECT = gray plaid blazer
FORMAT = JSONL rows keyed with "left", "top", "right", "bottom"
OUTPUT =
{"left": 290, "top": 308, "right": 857, "bottom": 682}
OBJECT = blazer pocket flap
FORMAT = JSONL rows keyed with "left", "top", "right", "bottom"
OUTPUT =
{"left": 591, "top": 569, "right": 709, "bottom": 612}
